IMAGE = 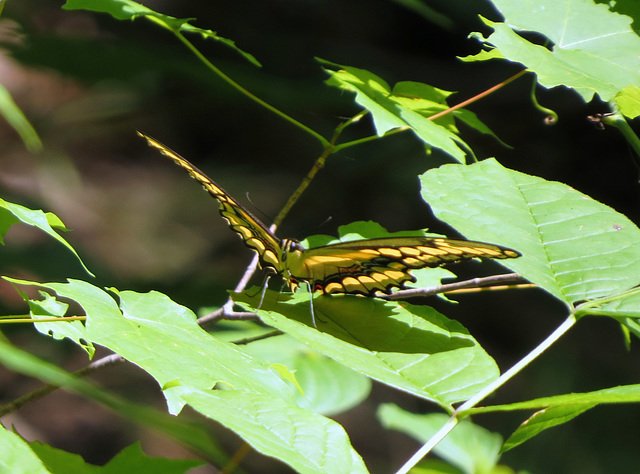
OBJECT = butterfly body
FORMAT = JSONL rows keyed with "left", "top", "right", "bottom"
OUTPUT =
{"left": 138, "top": 132, "right": 520, "bottom": 296}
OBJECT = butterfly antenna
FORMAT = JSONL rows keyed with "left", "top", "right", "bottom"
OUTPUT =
{"left": 319, "top": 215, "right": 333, "bottom": 227}
{"left": 246, "top": 192, "right": 277, "bottom": 226}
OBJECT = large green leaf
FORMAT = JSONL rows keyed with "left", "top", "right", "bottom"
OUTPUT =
{"left": 5, "top": 280, "right": 367, "bottom": 472}
{"left": 5, "top": 279, "right": 297, "bottom": 414}
{"left": 234, "top": 291, "right": 499, "bottom": 407}
{"left": 0, "top": 427, "right": 48, "bottom": 474}
{"left": 183, "top": 389, "right": 368, "bottom": 474}
{"left": 378, "top": 404, "right": 503, "bottom": 474}
{"left": 464, "top": 0, "right": 640, "bottom": 114}
{"left": 320, "top": 60, "right": 501, "bottom": 163}
{"left": 239, "top": 334, "right": 372, "bottom": 416}
{"left": 0, "top": 199, "right": 92, "bottom": 276}
{"left": 420, "top": 159, "right": 640, "bottom": 305}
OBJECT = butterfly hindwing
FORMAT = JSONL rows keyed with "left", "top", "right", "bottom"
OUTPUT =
{"left": 286, "top": 237, "right": 520, "bottom": 295}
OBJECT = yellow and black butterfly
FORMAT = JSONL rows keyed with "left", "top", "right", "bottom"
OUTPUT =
{"left": 138, "top": 132, "right": 520, "bottom": 300}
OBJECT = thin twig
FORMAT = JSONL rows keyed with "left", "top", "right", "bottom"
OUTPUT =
{"left": 232, "top": 330, "right": 283, "bottom": 345}
{"left": 395, "top": 315, "right": 578, "bottom": 474}
{"left": 0, "top": 353, "right": 124, "bottom": 416}
{"left": 428, "top": 70, "right": 528, "bottom": 122}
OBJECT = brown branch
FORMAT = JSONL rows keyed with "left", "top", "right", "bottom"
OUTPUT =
{"left": 384, "top": 273, "right": 525, "bottom": 300}
{"left": 0, "top": 353, "right": 124, "bottom": 416}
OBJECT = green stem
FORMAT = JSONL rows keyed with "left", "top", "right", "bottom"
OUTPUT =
{"left": 145, "top": 16, "right": 328, "bottom": 148}
{"left": 601, "top": 110, "right": 640, "bottom": 163}
{"left": 0, "top": 316, "right": 87, "bottom": 324}
{"left": 396, "top": 314, "right": 577, "bottom": 473}
{"left": 395, "top": 417, "right": 459, "bottom": 474}
{"left": 333, "top": 125, "right": 404, "bottom": 153}
{"left": 530, "top": 79, "right": 558, "bottom": 124}
{"left": 273, "top": 112, "right": 364, "bottom": 226}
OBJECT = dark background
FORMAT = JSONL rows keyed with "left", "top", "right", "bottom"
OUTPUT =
{"left": 0, "top": 0, "right": 639, "bottom": 472}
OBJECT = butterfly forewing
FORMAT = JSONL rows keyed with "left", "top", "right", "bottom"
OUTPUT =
{"left": 137, "top": 132, "right": 286, "bottom": 273}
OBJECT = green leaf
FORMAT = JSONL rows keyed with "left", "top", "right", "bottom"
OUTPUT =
{"left": 182, "top": 388, "right": 368, "bottom": 474}
{"left": 579, "top": 287, "right": 640, "bottom": 318}
{"left": 30, "top": 290, "right": 95, "bottom": 357}
{"left": 4, "top": 279, "right": 94, "bottom": 357}
{"left": 7, "top": 279, "right": 298, "bottom": 414}
{"left": 0, "top": 427, "right": 49, "bottom": 474}
{"left": 240, "top": 335, "right": 372, "bottom": 415}
{"left": 4, "top": 279, "right": 368, "bottom": 472}
{"left": 0, "top": 83, "right": 42, "bottom": 152}
{"left": 0, "top": 199, "right": 93, "bottom": 276}
{"left": 378, "top": 404, "right": 503, "bottom": 474}
{"left": 467, "top": 384, "right": 640, "bottom": 450}
{"left": 62, "top": 0, "right": 260, "bottom": 66}
{"left": 320, "top": 60, "right": 500, "bottom": 162}
{"left": 502, "top": 404, "right": 594, "bottom": 452}
{"left": 473, "top": 384, "right": 640, "bottom": 413}
{"left": 27, "top": 441, "right": 101, "bottom": 473}
{"left": 103, "top": 442, "right": 203, "bottom": 473}
{"left": 31, "top": 441, "right": 201, "bottom": 473}
{"left": 464, "top": 1, "right": 640, "bottom": 106}
{"left": 234, "top": 291, "right": 499, "bottom": 407}
{"left": 615, "top": 85, "right": 640, "bottom": 119}
{"left": 420, "top": 159, "right": 640, "bottom": 305}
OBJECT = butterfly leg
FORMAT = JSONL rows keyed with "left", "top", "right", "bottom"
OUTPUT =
{"left": 302, "top": 280, "right": 318, "bottom": 328}
{"left": 302, "top": 281, "right": 328, "bottom": 328}
{"left": 257, "top": 275, "right": 272, "bottom": 310}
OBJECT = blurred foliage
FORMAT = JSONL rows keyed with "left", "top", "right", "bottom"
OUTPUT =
{"left": 0, "top": 1, "right": 639, "bottom": 473}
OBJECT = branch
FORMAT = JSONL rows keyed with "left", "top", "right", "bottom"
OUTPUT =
{"left": 384, "top": 273, "right": 525, "bottom": 300}
{"left": 0, "top": 353, "right": 124, "bottom": 416}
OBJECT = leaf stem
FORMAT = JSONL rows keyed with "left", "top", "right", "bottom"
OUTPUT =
{"left": 601, "top": 110, "right": 640, "bottom": 165}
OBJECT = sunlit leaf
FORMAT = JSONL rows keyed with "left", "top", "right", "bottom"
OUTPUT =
{"left": 320, "top": 60, "right": 501, "bottom": 162}
{"left": 183, "top": 388, "right": 368, "bottom": 474}
{"left": 421, "top": 159, "right": 640, "bottom": 305}
{"left": 464, "top": 0, "right": 640, "bottom": 110}
{"left": 0, "top": 199, "right": 93, "bottom": 276}
{"left": 234, "top": 291, "right": 498, "bottom": 407}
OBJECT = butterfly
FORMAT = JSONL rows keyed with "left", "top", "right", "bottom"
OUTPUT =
{"left": 138, "top": 132, "right": 520, "bottom": 303}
